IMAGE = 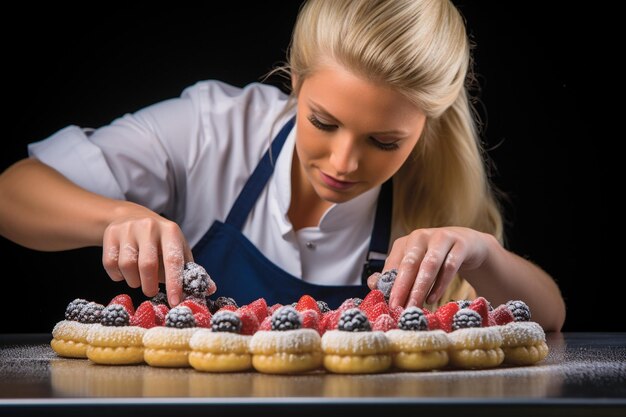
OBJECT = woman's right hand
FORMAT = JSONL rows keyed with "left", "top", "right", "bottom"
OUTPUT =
{"left": 101, "top": 202, "right": 194, "bottom": 307}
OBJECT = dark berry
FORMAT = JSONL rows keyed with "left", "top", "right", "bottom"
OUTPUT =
{"left": 352, "top": 297, "right": 363, "bottom": 307}
{"left": 101, "top": 304, "right": 130, "bottom": 327}
{"left": 338, "top": 308, "right": 371, "bottom": 332}
{"left": 377, "top": 269, "right": 397, "bottom": 301}
{"left": 166, "top": 306, "right": 196, "bottom": 328}
{"left": 211, "top": 311, "right": 242, "bottom": 333}
{"left": 398, "top": 306, "right": 428, "bottom": 331}
{"left": 77, "top": 302, "right": 105, "bottom": 324}
{"left": 316, "top": 300, "right": 331, "bottom": 313}
{"left": 150, "top": 292, "right": 168, "bottom": 306}
{"left": 506, "top": 300, "right": 531, "bottom": 321}
{"left": 451, "top": 308, "right": 482, "bottom": 330}
{"left": 271, "top": 306, "right": 302, "bottom": 331}
{"left": 214, "top": 296, "right": 238, "bottom": 310}
{"left": 182, "top": 262, "right": 211, "bottom": 296}
{"left": 65, "top": 298, "right": 89, "bottom": 321}
{"left": 456, "top": 299, "right": 472, "bottom": 309}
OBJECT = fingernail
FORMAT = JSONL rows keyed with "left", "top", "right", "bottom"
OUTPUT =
{"left": 170, "top": 294, "right": 180, "bottom": 306}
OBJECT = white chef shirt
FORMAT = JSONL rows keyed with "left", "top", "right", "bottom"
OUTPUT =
{"left": 28, "top": 80, "right": 381, "bottom": 286}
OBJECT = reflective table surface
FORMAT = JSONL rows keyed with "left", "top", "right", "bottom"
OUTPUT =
{"left": 1, "top": 332, "right": 625, "bottom": 416}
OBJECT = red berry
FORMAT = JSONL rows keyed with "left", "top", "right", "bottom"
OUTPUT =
{"left": 295, "top": 295, "right": 321, "bottom": 315}
{"left": 236, "top": 309, "right": 260, "bottom": 335}
{"left": 108, "top": 294, "right": 135, "bottom": 316}
{"left": 360, "top": 290, "right": 386, "bottom": 311}
{"left": 468, "top": 297, "right": 490, "bottom": 327}
{"left": 300, "top": 309, "right": 321, "bottom": 334}
{"left": 242, "top": 298, "right": 268, "bottom": 323}
{"left": 179, "top": 298, "right": 209, "bottom": 316}
{"left": 129, "top": 301, "right": 156, "bottom": 329}
{"left": 434, "top": 301, "right": 460, "bottom": 332}
{"left": 490, "top": 304, "right": 515, "bottom": 325}
{"left": 372, "top": 313, "right": 396, "bottom": 332}
{"left": 194, "top": 312, "right": 211, "bottom": 328}
{"left": 361, "top": 301, "right": 390, "bottom": 323}
{"left": 259, "top": 315, "right": 272, "bottom": 331}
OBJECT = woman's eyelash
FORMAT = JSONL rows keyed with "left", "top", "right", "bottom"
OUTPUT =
{"left": 307, "top": 114, "right": 399, "bottom": 151}
{"left": 307, "top": 115, "right": 334, "bottom": 131}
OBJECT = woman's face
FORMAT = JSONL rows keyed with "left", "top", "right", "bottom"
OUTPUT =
{"left": 294, "top": 63, "right": 427, "bottom": 204}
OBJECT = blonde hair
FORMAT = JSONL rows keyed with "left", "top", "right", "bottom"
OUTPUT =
{"left": 280, "top": 0, "right": 503, "bottom": 243}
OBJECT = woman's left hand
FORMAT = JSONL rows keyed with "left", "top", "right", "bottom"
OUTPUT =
{"left": 368, "top": 226, "right": 494, "bottom": 309}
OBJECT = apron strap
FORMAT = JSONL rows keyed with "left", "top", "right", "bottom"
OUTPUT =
{"left": 361, "top": 178, "right": 392, "bottom": 282}
{"left": 225, "top": 116, "right": 296, "bottom": 229}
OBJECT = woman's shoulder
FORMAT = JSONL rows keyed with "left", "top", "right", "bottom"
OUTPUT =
{"left": 181, "top": 79, "right": 289, "bottom": 109}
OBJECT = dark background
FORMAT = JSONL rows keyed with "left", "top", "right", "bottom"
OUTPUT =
{"left": 1, "top": 2, "right": 614, "bottom": 332}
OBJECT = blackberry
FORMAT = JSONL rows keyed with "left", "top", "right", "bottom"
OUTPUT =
{"left": 377, "top": 269, "right": 398, "bottom": 301}
{"left": 214, "top": 296, "right": 238, "bottom": 310}
{"left": 166, "top": 306, "right": 196, "bottom": 328}
{"left": 338, "top": 308, "right": 371, "bottom": 332}
{"left": 352, "top": 297, "right": 363, "bottom": 307}
{"left": 506, "top": 300, "right": 531, "bottom": 322}
{"left": 398, "top": 306, "right": 428, "bottom": 331}
{"left": 182, "top": 262, "right": 211, "bottom": 296}
{"left": 271, "top": 306, "right": 302, "bottom": 331}
{"left": 101, "top": 304, "right": 130, "bottom": 327}
{"left": 65, "top": 298, "right": 89, "bottom": 321}
{"left": 451, "top": 308, "right": 482, "bottom": 330}
{"left": 456, "top": 299, "right": 472, "bottom": 309}
{"left": 316, "top": 300, "right": 331, "bottom": 313}
{"left": 150, "top": 291, "right": 168, "bottom": 306}
{"left": 77, "top": 302, "right": 105, "bottom": 324}
{"left": 211, "top": 311, "right": 242, "bottom": 333}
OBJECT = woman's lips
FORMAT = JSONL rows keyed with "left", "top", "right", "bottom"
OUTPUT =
{"left": 319, "top": 171, "right": 357, "bottom": 191}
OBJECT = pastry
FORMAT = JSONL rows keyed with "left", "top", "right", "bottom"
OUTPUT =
{"left": 86, "top": 304, "right": 146, "bottom": 365}
{"left": 188, "top": 310, "right": 252, "bottom": 372}
{"left": 385, "top": 306, "right": 449, "bottom": 371}
{"left": 250, "top": 306, "right": 322, "bottom": 374}
{"left": 143, "top": 305, "right": 200, "bottom": 367}
{"left": 51, "top": 298, "right": 104, "bottom": 358}
{"left": 321, "top": 308, "right": 391, "bottom": 374}
{"left": 446, "top": 308, "right": 504, "bottom": 369}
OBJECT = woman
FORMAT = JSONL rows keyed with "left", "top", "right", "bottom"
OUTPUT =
{"left": 0, "top": 0, "right": 565, "bottom": 331}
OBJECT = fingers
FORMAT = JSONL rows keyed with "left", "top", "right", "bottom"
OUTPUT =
{"left": 385, "top": 229, "right": 467, "bottom": 309}
{"left": 367, "top": 272, "right": 381, "bottom": 290}
{"left": 101, "top": 217, "right": 192, "bottom": 306}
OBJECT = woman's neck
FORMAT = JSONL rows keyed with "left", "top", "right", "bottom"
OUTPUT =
{"left": 288, "top": 152, "right": 332, "bottom": 231}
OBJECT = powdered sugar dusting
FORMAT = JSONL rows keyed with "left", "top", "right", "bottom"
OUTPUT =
{"left": 499, "top": 322, "right": 546, "bottom": 346}
{"left": 143, "top": 327, "right": 198, "bottom": 349}
{"left": 189, "top": 329, "right": 251, "bottom": 353}
{"left": 250, "top": 329, "right": 321, "bottom": 354}
{"left": 386, "top": 329, "right": 449, "bottom": 351}
{"left": 447, "top": 326, "right": 502, "bottom": 348}
{"left": 321, "top": 330, "right": 389, "bottom": 353}
{"left": 86, "top": 324, "right": 146, "bottom": 346}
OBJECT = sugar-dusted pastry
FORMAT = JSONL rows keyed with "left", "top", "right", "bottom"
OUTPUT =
{"left": 51, "top": 298, "right": 104, "bottom": 358}
{"left": 498, "top": 300, "right": 549, "bottom": 365}
{"left": 250, "top": 306, "right": 322, "bottom": 374}
{"left": 143, "top": 305, "right": 200, "bottom": 367}
{"left": 321, "top": 308, "right": 391, "bottom": 374}
{"left": 446, "top": 308, "right": 504, "bottom": 369}
{"left": 86, "top": 304, "right": 146, "bottom": 365}
{"left": 386, "top": 306, "right": 449, "bottom": 371}
{"left": 189, "top": 310, "right": 253, "bottom": 372}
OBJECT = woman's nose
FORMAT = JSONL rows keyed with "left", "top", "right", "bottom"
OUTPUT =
{"left": 329, "top": 134, "right": 359, "bottom": 175}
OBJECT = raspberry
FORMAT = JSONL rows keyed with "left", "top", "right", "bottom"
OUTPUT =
{"left": 490, "top": 304, "right": 515, "bottom": 325}
{"left": 64, "top": 298, "right": 89, "bottom": 321}
{"left": 108, "top": 294, "right": 135, "bottom": 316}
{"left": 452, "top": 308, "right": 482, "bottom": 330}
{"left": 271, "top": 306, "right": 302, "bottom": 331}
{"left": 506, "top": 300, "right": 531, "bottom": 321}
{"left": 165, "top": 306, "right": 196, "bottom": 328}
{"left": 338, "top": 308, "right": 371, "bottom": 332}
{"left": 372, "top": 313, "right": 397, "bottom": 332}
{"left": 77, "top": 302, "right": 105, "bottom": 324}
{"left": 376, "top": 269, "right": 397, "bottom": 301}
{"left": 398, "top": 306, "right": 428, "bottom": 331}
{"left": 182, "top": 262, "right": 211, "bottom": 296}
{"left": 101, "top": 304, "right": 130, "bottom": 327}
{"left": 211, "top": 310, "right": 242, "bottom": 333}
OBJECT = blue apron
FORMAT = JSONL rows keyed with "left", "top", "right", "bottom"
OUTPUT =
{"left": 192, "top": 116, "right": 392, "bottom": 309}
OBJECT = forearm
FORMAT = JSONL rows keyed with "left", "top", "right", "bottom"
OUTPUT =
{"left": 463, "top": 236, "right": 566, "bottom": 332}
{"left": 0, "top": 158, "right": 129, "bottom": 250}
